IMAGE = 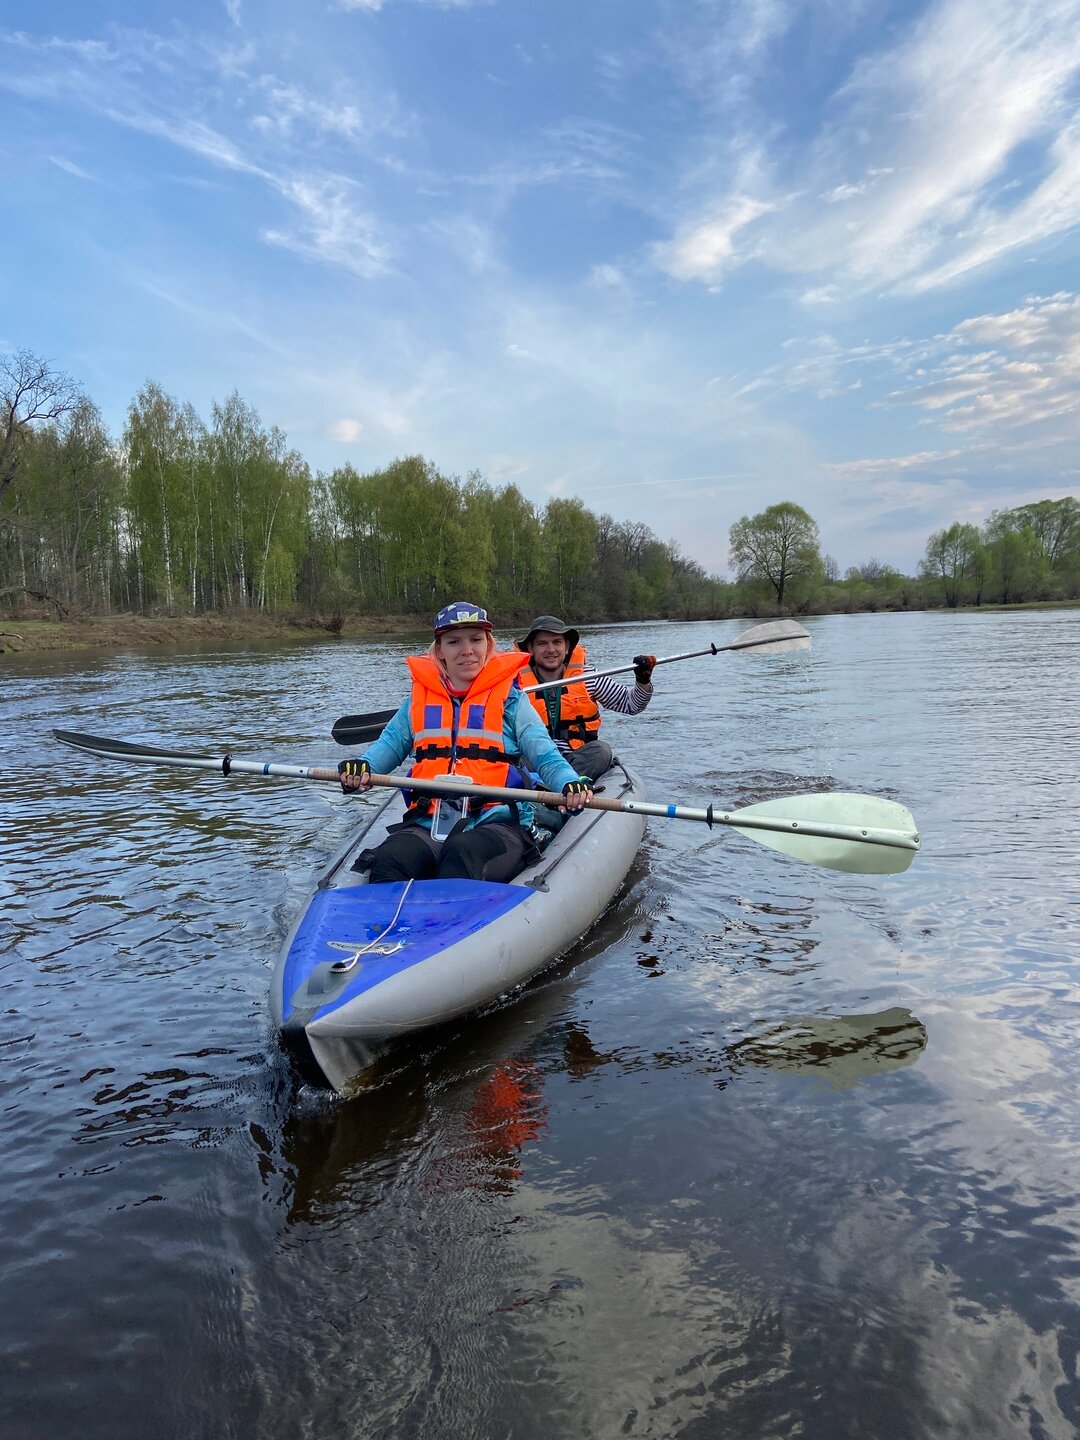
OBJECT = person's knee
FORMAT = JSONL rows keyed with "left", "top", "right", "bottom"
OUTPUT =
{"left": 369, "top": 829, "right": 438, "bottom": 883}
{"left": 439, "top": 824, "right": 526, "bottom": 882}
{"left": 574, "top": 740, "right": 613, "bottom": 779}
{"left": 437, "top": 833, "right": 491, "bottom": 881}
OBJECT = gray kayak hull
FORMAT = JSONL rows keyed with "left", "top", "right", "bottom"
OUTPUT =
{"left": 271, "top": 764, "right": 647, "bottom": 1093}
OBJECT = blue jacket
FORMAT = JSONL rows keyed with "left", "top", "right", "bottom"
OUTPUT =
{"left": 360, "top": 685, "right": 582, "bottom": 831}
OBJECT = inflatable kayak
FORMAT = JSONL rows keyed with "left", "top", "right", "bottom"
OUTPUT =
{"left": 271, "top": 763, "right": 647, "bottom": 1093}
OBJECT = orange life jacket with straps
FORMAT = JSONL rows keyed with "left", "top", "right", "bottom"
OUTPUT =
{"left": 520, "top": 644, "right": 601, "bottom": 750}
{"left": 406, "top": 649, "right": 531, "bottom": 815}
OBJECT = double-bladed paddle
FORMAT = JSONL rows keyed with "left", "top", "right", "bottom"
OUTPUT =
{"left": 53, "top": 728, "right": 919, "bottom": 876}
{"left": 330, "top": 619, "right": 812, "bottom": 747}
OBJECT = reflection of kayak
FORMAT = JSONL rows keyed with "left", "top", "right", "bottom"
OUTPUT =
{"left": 271, "top": 764, "right": 647, "bottom": 1093}
{"left": 730, "top": 1007, "right": 927, "bottom": 1088}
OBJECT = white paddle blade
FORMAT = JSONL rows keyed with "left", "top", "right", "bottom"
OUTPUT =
{"left": 732, "top": 791, "right": 919, "bottom": 875}
{"left": 733, "top": 620, "right": 812, "bottom": 655}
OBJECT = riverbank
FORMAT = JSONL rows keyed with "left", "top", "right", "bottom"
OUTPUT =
{"left": 0, "top": 611, "right": 422, "bottom": 656}
{"left": 3, "top": 598, "right": 1076, "bottom": 657}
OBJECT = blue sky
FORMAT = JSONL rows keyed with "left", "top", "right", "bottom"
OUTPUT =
{"left": 3, "top": 0, "right": 1080, "bottom": 574}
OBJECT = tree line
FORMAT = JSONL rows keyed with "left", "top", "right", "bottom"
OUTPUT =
{"left": 0, "top": 351, "right": 724, "bottom": 624}
{"left": 727, "top": 499, "right": 1080, "bottom": 614}
{"left": 2, "top": 350, "right": 1078, "bottom": 625}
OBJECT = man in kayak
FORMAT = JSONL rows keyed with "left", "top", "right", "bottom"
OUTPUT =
{"left": 517, "top": 615, "right": 655, "bottom": 781}
{"left": 338, "top": 601, "right": 592, "bottom": 883}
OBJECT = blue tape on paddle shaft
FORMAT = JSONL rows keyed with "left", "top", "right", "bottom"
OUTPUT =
{"left": 667, "top": 804, "right": 676, "bottom": 816}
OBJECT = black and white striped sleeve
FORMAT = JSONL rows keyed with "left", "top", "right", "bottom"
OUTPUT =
{"left": 586, "top": 674, "right": 653, "bottom": 714}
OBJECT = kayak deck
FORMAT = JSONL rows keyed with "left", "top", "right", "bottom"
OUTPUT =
{"left": 272, "top": 763, "right": 646, "bottom": 1092}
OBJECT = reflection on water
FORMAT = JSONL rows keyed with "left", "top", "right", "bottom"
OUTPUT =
{"left": 3, "top": 611, "right": 1080, "bottom": 1438}
{"left": 729, "top": 1006, "right": 928, "bottom": 1087}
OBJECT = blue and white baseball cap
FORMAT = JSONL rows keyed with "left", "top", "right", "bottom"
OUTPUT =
{"left": 433, "top": 601, "right": 493, "bottom": 636}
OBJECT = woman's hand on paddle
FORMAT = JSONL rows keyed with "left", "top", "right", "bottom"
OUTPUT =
{"left": 560, "top": 778, "right": 592, "bottom": 814}
{"left": 338, "top": 758, "right": 373, "bottom": 793}
{"left": 632, "top": 654, "right": 656, "bottom": 685}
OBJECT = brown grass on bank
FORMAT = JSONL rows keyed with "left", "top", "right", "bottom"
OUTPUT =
{"left": 0, "top": 610, "right": 424, "bottom": 656}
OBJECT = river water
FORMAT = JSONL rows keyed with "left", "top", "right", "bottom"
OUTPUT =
{"left": 2, "top": 610, "right": 1079, "bottom": 1439}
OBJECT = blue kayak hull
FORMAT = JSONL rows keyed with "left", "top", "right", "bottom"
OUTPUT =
{"left": 271, "top": 765, "right": 646, "bottom": 1092}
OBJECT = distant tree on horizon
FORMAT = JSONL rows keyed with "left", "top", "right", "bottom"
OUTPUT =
{"left": 729, "top": 501, "right": 822, "bottom": 611}
{"left": 920, "top": 522, "right": 983, "bottom": 608}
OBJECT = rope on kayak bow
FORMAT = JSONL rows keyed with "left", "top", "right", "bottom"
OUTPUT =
{"left": 329, "top": 879, "right": 414, "bottom": 971}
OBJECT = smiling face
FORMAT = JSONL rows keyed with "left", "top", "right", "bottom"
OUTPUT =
{"left": 528, "top": 630, "right": 570, "bottom": 678}
{"left": 434, "top": 626, "right": 490, "bottom": 688}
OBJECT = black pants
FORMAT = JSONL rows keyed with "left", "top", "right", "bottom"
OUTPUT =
{"left": 368, "top": 819, "right": 531, "bottom": 884}
{"left": 567, "top": 738, "right": 613, "bottom": 781}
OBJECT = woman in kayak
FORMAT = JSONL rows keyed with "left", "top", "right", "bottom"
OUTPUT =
{"left": 338, "top": 600, "right": 593, "bottom": 884}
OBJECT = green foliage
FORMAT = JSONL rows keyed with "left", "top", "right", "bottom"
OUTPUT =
{"left": 919, "top": 522, "right": 982, "bottom": 607}
{"left": 489, "top": 484, "right": 541, "bottom": 614}
{"left": 5, "top": 349, "right": 1079, "bottom": 624}
{"left": 729, "top": 502, "right": 822, "bottom": 611}
{"left": 542, "top": 497, "right": 598, "bottom": 613}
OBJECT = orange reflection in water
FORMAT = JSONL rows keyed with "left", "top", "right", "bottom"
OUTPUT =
{"left": 460, "top": 1060, "right": 548, "bottom": 1194}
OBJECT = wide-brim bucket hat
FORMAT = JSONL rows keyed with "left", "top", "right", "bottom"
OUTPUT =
{"left": 517, "top": 615, "right": 580, "bottom": 653}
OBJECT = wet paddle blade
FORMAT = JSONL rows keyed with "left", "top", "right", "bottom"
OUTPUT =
{"left": 731, "top": 791, "right": 919, "bottom": 874}
{"left": 331, "top": 712, "right": 396, "bottom": 746}
{"left": 731, "top": 620, "right": 812, "bottom": 654}
{"left": 54, "top": 729, "right": 215, "bottom": 762}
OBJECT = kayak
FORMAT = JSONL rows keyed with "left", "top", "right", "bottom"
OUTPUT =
{"left": 50, "top": 729, "right": 920, "bottom": 1096}
{"left": 271, "top": 763, "right": 647, "bottom": 1093}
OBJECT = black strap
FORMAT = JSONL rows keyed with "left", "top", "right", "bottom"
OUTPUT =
{"left": 557, "top": 715, "right": 600, "bottom": 744}
{"left": 414, "top": 740, "right": 508, "bottom": 765}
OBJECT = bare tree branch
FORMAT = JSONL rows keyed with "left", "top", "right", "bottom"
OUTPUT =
{"left": 0, "top": 585, "right": 69, "bottom": 618}
{"left": 0, "top": 350, "right": 80, "bottom": 504}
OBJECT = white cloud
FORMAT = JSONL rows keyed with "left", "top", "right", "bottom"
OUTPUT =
{"left": 660, "top": 0, "right": 802, "bottom": 101}
{"left": 251, "top": 77, "right": 366, "bottom": 142}
{"left": 657, "top": 195, "right": 775, "bottom": 284}
{"left": 828, "top": 447, "right": 978, "bottom": 481}
{"left": 427, "top": 215, "right": 497, "bottom": 273}
{"left": 49, "top": 155, "right": 96, "bottom": 181}
{"left": 655, "top": 0, "right": 1080, "bottom": 296}
{"left": 801, "top": 285, "right": 839, "bottom": 305}
{"left": 878, "top": 292, "right": 1080, "bottom": 434}
{"left": 336, "top": 0, "right": 489, "bottom": 9}
{"left": 0, "top": 28, "right": 397, "bottom": 279}
{"left": 328, "top": 418, "right": 363, "bottom": 442}
{"left": 1, "top": 30, "right": 118, "bottom": 62}
{"left": 263, "top": 174, "right": 390, "bottom": 277}
{"left": 486, "top": 457, "right": 530, "bottom": 481}
{"left": 101, "top": 107, "right": 261, "bottom": 175}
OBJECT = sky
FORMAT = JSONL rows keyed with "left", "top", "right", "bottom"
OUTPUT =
{"left": 3, "top": 0, "right": 1080, "bottom": 575}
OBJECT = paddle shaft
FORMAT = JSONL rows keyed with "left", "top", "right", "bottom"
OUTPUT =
{"left": 331, "top": 620, "right": 811, "bottom": 742}
{"left": 351, "top": 773, "right": 919, "bottom": 853}
{"left": 53, "top": 732, "right": 917, "bottom": 856}
{"left": 524, "top": 621, "right": 810, "bottom": 695}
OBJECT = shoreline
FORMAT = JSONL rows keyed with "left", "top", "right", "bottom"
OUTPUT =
{"left": 2, "top": 598, "right": 1077, "bottom": 657}
{"left": 0, "top": 612, "right": 425, "bottom": 657}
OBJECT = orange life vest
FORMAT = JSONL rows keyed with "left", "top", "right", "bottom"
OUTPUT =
{"left": 407, "top": 649, "right": 530, "bottom": 811}
{"left": 520, "top": 644, "right": 601, "bottom": 750}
